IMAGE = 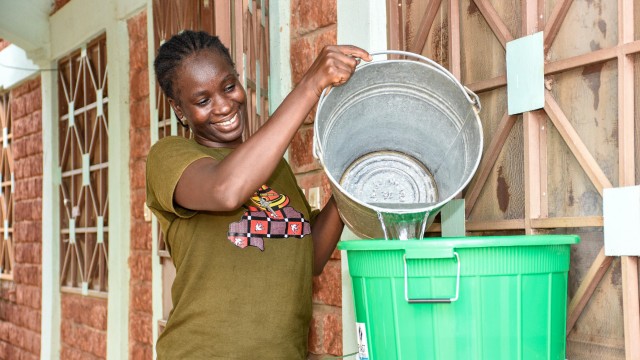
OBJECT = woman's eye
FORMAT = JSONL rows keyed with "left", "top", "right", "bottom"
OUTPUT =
{"left": 224, "top": 84, "right": 236, "bottom": 92}
{"left": 197, "top": 99, "right": 210, "bottom": 106}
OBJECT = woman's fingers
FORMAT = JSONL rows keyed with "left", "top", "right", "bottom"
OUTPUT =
{"left": 301, "top": 44, "right": 372, "bottom": 96}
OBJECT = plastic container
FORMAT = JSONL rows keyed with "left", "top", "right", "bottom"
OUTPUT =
{"left": 338, "top": 235, "right": 579, "bottom": 360}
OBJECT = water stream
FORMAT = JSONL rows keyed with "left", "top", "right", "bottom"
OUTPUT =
{"left": 373, "top": 203, "right": 431, "bottom": 240}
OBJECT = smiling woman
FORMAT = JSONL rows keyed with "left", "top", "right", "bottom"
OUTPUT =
{"left": 146, "top": 30, "right": 371, "bottom": 358}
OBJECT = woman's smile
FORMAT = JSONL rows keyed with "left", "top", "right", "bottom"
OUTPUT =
{"left": 213, "top": 113, "right": 239, "bottom": 127}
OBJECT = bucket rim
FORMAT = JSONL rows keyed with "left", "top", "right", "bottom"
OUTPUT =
{"left": 315, "top": 91, "right": 483, "bottom": 214}
{"left": 337, "top": 235, "right": 580, "bottom": 251}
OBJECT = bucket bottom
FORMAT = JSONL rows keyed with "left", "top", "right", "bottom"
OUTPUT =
{"left": 339, "top": 150, "right": 438, "bottom": 206}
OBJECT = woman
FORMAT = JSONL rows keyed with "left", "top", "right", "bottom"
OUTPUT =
{"left": 146, "top": 30, "right": 370, "bottom": 359}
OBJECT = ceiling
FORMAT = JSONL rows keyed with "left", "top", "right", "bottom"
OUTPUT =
{"left": 0, "top": 0, "right": 53, "bottom": 58}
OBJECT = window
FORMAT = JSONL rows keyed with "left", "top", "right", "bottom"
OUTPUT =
{"left": 57, "top": 34, "right": 109, "bottom": 296}
{"left": 0, "top": 91, "right": 13, "bottom": 280}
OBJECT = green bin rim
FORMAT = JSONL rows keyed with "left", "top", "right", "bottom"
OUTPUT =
{"left": 337, "top": 234, "right": 579, "bottom": 251}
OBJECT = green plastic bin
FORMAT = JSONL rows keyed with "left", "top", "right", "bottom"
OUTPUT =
{"left": 338, "top": 235, "right": 579, "bottom": 360}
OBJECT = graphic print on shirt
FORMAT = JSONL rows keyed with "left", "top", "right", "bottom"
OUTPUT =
{"left": 227, "top": 185, "right": 311, "bottom": 250}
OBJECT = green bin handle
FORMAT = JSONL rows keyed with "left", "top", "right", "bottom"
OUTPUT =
{"left": 403, "top": 248, "right": 460, "bottom": 304}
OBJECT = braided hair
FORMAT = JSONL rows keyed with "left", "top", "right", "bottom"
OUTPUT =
{"left": 154, "top": 30, "right": 235, "bottom": 127}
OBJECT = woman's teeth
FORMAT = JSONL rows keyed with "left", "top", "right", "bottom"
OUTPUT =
{"left": 217, "top": 115, "right": 237, "bottom": 126}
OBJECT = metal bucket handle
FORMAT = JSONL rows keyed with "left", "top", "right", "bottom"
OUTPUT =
{"left": 313, "top": 50, "right": 481, "bottom": 161}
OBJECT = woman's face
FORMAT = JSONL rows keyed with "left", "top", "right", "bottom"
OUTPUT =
{"left": 169, "top": 50, "right": 247, "bottom": 147}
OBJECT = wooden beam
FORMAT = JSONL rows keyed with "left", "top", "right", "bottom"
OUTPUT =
{"left": 530, "top": 216, "right": 603, "bottom": 229}
{"left": 466, "top": 75, "right": 506, "bottom": 93}
{"left": 521, "top": 0, "right": 540, "bottom": 35}
{"left": 567, "top": 248, "right": 613, "bottom": 334}
{"left": 466, "top": 40, "right": 640, "bottom": 94}
{"left": 523, "top": 110, "right": 545, "bottom": 234}
{"left": 448, "top": 0, "right": 461, "bottom": 79}
{"left": 386, "top": 0, "right": 402, "bottom": 50}
{"left": 544, "top": 92, "right": 613, "bottom": 195}
{"left": 623, "top": 40, "right": 640, "bottom": 55}
{"left": 465, "top": 112, "right": 516, "bottom": 217}
{"left": 471, "top": 0, "right": 513, "bottom": 49}
{"left": 545, "top": 46, "right": 618, "bottom": 75}
{"left": 622, "top": 256, "right": 640, "bottom": 360}
{"left": 543, "top": 0, "right": 574, "bottom": 52}
{"left": 428, "top": 219, "right": 525, "bottom": 232}
{"left": 618, "top": 1, "right": 639, "bottom": 358}
{"left": 410, "top": 0, "right": 442, "bottom": 54}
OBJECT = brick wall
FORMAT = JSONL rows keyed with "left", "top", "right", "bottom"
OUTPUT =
{"left": 0, "top": 77, "right": 42, "bottom": 360}
{"left": 289, "top": 0, "right": 344, "bottom": 358}
{"left": 60, "top": 295, "right": 107, "bottom": 359}
{"left": 127, "top": 10, "right": 153, "bottom": 360}
{"left": 0, "top": 39, "right": 9, "bottom": 52}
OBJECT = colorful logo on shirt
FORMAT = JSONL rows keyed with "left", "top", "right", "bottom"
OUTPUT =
{"left": 227, "top": 185, "right": 311, "bottom": 250}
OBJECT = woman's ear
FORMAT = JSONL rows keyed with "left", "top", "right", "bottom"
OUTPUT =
{"left": 168, "top": 98, "right": 184, "bottom": 120}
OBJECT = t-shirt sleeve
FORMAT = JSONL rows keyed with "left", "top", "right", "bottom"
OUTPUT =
{"left": 146, "top": 137, "right": 213, "bottom": 218}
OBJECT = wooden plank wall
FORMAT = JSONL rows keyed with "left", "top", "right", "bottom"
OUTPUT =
{"left": 388, "top": 1, "right": 640, "bottom": 359}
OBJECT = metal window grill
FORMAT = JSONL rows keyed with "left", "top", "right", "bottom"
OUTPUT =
{"left": 57, "top": 34, "right": 109, "bottom": 296}
{"left": 0, "top": 91, "right": 14, "bottom": 280}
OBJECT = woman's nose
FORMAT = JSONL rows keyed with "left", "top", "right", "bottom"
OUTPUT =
{"left": 212, "top": 94, "right": 233, "bottom": 115}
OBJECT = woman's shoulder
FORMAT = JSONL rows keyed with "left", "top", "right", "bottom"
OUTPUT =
{"left": 150, "top": 136, "right": 192, "bottom": 150}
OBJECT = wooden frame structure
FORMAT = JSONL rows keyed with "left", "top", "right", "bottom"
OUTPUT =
{"left": 388, "top": 0, "right": 638, "bottom": 358}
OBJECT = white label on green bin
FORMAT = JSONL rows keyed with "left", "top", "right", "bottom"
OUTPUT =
{"left": 356, "top": 323, "right": 370, "bottom": 360}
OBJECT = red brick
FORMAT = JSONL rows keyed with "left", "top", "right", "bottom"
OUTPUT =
{"left": 129, "top": 312, "right": 152, "bottom": 344}
{"left": 60, "top": 319, "right": 106, "bottom": 358}
{"left": 130, "top": 281, "right": 152, "bottom": 313}
{"left": 13, "top": 222, "right": 41, "bottom": 244}
{"left": 131, "top": 222, "right": 152, "bottom": 251}
{"left": 11, "top": 110, "right": 43, "bottom": 138}
{"left": 323, "top": 311, "right": 342, "bottom": 355}
{"left": 14, "top": 155, "right": 43, "bottom": 178}
{"left": 130, "top": 188, "right": 147, "bottom": 218}
{"left": 129, "top": 251, "right": 152, "bottom": 282}
{"left": 130, "top": 70, "right": 149, "bottom": 101}
{"left": 289, "top": 126, "right": 321, "bottom": 174}
{"left": 61, "top": 294, "right": 108, "bottom": 331}
{"left": 14, "top": 243, "right": 42, "bottom": 265}
{"left": 307, "top": 311, "right": 323, "bottom": 353}
{"left": 130, "top": 342, "right": 153, "bottom": 360}
{"left": 290, "top": 36, "right": 315, "bottom": 86}
{"left": 14, "top": 177, "right": 42, "bottom": 201}
{"left": 24, "top": 89, "right": 42, "bottom": 114}
{"left": 312, "top": 259, "right": 341, "bottom": 306}
{"left": 0, "top": 322, "right": 10, "bottom": 342}
{"left": 10, "top": 79, "right": 36, "bottom": 98}
{"left": 292, "top": 0, "right": 337, "bottom": 35}
{"left": 15, "top": 285, "right": 41, "bottom": 310}
{"left": 128, "top": 12, "right": 148, "bottom": 70}
{"left": 129, "top": 98, "right": 150, "bottom": 128}
{"left": 14, "top": 200, "right": 42, "bottom": 222}
{"left": 11, "top": 96, "right": 27, "bottom": 120}
{"left": 130, "top": 130, "right": 150, "bottom": 161}
{"left": 0, "top": 39, "right": 10, "bottom": 51}
{"left": 12, "top": 264, "right": 41, "bottom": 287}
{"left": 60, "top": 343, "right": 102, "bottom": 360}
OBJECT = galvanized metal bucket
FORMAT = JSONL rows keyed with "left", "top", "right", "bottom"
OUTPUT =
{"left": 313, "top": 50, "right": 483, "bottom": 240}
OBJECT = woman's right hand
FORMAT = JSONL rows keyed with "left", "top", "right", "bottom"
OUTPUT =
{"left": 299, "top": 45, "right": 372, "bottom": 98}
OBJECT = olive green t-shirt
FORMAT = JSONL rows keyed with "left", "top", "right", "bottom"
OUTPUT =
{"left": 146, "top": 136, "right": 316, "bottom": 359}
